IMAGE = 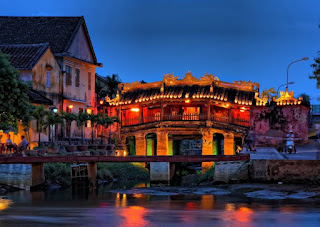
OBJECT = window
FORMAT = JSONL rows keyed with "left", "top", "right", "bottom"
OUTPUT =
{"left": 75, "top": 68, "right": 80, "bottom": 87}
{"left": 88, "top": 72, "right": 91, "bottom": 90}
{"left": 66, "top": 66, "right": 72, "bottom": 86}
{"left": 46, "top": 71, "right": 51, "bottom": 88}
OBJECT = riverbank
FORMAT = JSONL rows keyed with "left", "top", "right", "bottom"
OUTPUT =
{"left": 110, "top": 183, "right": 320, "bottom": 200}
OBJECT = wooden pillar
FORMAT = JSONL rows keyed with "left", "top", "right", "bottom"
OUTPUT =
{"left": 88, "top": 162, "right": 97, "bottom": 188}
{"left": 160, "top": 103, "right": 164, "bottom": 121}
{"left": 224, "top": 133, "right": 235, "bottom": 155}
{"left": 135, "top": 133, "right": 146, "bottom": 156}
{"left": 139, "top": 105, "right": 143, "bottom": 124}
{"left": 157, "top": 131, "right": 169, "bottom": 155}
{"left": 201, "top": 129, "right": 214, "bottom": 172}
{"left": 228, "top": 107, "right": 233, "bottom": 124}
{"left": 207, "top": 101, "right": 211, "bottom": 120}
{"left": 31, "top": 163, "right": 44, "bottom": 188}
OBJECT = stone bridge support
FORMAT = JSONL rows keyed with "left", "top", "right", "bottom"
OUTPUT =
{"left": 157, "top": 131, "right": 169, "bottom": 155}
{"left": 224, "top": 133, "right": 235, "bottom": 155}
{"left": 135, "top": 132, "right": 146, "bottom": 156}
{"left": 88, "top": 162, "right": 97, "bottom": 188}
{"left": 201, "top": 130, "right": 214, "bottom": 172}
{"left": 31, "top": 163, "right": 45, "bottom": 188}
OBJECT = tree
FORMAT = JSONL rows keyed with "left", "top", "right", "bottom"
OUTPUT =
{"left": 31, "top": 105, "right": 47, "bottom": 147}
{"left": 310, "top": 52, "right": 320, "bottom": 89}
{"left": 96, "top": 114, "right": 114, "bottom": 144}
{"left": 95, "top": 73, "right": 121, "bottom": 100}
{"left": 261, "top": 87, "right": 277, "bottom": 101}
{"left": 43, "top": 111, "right": 64, "bottom": 146}
{"left": 0, "top": 51, "right": 30, "bottom": 131}
{"left": 76, "top": 112, "right": 90, "bottom": 145}
{"left": 299, "top": 93, "right": 311, "bottom": 106}
{"left": 60, "top": 111, "right": 77, "bottom": 145}
{"left": 87, "top": 113, "right": 99, "bottom": 144}
{"left": 21, "top": 105, "right": 35, "bottom": 149}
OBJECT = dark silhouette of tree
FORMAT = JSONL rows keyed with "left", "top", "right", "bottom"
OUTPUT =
{"left": 95, "top": 73, "right": 121, "bottom": 100}
{"left": 0, "top": 51, "right": 30, "bottom": 131}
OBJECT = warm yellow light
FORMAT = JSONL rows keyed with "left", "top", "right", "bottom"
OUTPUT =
{"left": 87, "top": 109, "right": 92, "bottom": 114}
{"left": 68, "top": 105, "right": 73, "bottom": 109}
{"left": 99, "top": 100, "right": 104, "bottom": 105}
{"left": 131, "top": 108, "right": 140, "bottom": 112}
{"left": 185, "top": 99, "right": 191, "bottom": 103}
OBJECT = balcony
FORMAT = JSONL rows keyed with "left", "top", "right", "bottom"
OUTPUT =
{"left": 121, "top": 113, "right": 249, "bottom": 128}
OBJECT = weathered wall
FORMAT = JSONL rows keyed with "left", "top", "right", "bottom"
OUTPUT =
{"left": 250, "top": 105, "right": 309, "bottom": 146}
{"left": 251, "top": 160, "right": 320, "bottom": 183}
{"left": 0, "top": 164, "right": 32, "bottom": 190}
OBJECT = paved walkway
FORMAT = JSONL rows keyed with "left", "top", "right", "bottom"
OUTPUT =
{"left": 242, "top": 147, "right": 285, "bottom": 160}
{"left": 242, "top": 140, "right": 320, "bottom": 160}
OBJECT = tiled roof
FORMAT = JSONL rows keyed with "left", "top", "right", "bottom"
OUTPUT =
{"left": 0, "top": 43, "right": 49, "bottom": 70}
{"left": 27, "top": 89, "right": 53, "bottom": 105}
{"left": 118, "top": 85, "right": 256, "bottom": 106}
{"left": 0, "top": 16, "right": 82, "bottom": 54}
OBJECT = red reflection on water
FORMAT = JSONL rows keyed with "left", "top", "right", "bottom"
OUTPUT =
{"left": 100, "top": 202, "right": 108, "bottom": 208}
{"left": 119, "top": 206, "right": 150, "bottom": 227}
{"left": 185, "top": 202, "right": 196, "bottom": 210}
{"left": 235, "top": 207, "right": 253, "bottom": 223}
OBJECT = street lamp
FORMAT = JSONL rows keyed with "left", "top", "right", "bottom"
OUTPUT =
{"left": 277, "top": 82, "right": 294, "bottom": 98}
{"left": 287, "top": 57, "right": 309, "bottom": 90}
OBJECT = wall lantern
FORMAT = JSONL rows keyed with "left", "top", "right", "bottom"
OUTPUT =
{"left": 68, "top": 105, "right": 74, "bottom": 109}
{"left": 130, "top": 108, "right": 140, "bottom": 112}
{"left": 53, "top": 108, "right": 58, "bottom": 113}
{"left": 99, "top": 100, "right": 104, "bottom": 105}
{"left": 240, "top": 107, "right": 246, "bottom": 112}
{"left": 185, "top": 99, "right": 191, "bottom": 104}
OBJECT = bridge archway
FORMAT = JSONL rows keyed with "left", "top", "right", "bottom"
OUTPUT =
{"left": 146, "top": 133, "right": 157, "bottom": 156}
{"left": 126, "top": 136, "right": 136, "bottom": 156}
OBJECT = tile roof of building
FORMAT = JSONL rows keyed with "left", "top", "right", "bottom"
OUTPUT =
{"left": 0, "top": 43, "right": 49, "bottom": 70}
{"left": 119, "top": 85, "right": 256, "bottom": 106}
{"left": 27, "top": 89, "right": 53, "bottom": 105}
{"left": 0, "top": 16, "right": 82, "bottom": 55}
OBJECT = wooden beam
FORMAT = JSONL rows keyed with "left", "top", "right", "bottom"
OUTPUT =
{"left": 0, "top": 154, "right": 250, "bottom": 164}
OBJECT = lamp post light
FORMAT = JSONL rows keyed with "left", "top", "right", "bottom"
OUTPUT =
{"left": 277, "top": 82, "right": 294, "bottom": 98}
{"left": 286, "top": 57, "right": 309, "bottom": 90}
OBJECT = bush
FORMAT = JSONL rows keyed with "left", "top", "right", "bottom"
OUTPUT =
{"left": 44, "top": 163, "right": 72, "bottom": 187}
{"left": 97, "top": 162, "right": 149, "bottom": 181}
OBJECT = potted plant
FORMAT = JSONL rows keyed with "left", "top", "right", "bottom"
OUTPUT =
{"left": 61, "top": 111, "right": 77, "bottom": 152}
{"left": 76, "top": 112, "right": 90, "bottom": 151}
{"left": 43, "top": 111, "right": 64, "bottom": 154}
{"left": 96, "top": 115, "right": 118, "bottom": 149}
{"left": 31, "top": 105, "right": 47, "bottom": 154}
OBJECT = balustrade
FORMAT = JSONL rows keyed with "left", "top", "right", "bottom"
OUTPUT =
{"left": 122, "top": 113, "right": 249, "bottom": 127}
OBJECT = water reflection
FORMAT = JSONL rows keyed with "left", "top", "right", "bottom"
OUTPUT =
{"left": 0, "top": 198, "right": 12, "bottom": 211}
{"left": 1, "top": 183, "right": 320, "bottom": 226}
{"left": 119, "top": 206, "right": 149, "bottom": 226}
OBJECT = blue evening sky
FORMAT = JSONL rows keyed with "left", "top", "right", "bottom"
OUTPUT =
{"left": 1, "top": 0, "right": 320, "bottom": 103}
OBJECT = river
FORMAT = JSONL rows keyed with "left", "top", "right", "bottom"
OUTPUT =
{"left": 0, "top": 182, "right": 320, "bottom": 226}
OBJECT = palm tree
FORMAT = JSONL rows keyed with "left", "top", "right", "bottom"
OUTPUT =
{"left": 95, "top": 73, "right": 121, "bottom": 100}
{"left": 21, "top": 106, "right": 34, "bottom": 149}
{"left": 96, "top": 114, "right": 115, "bottom": 144}
{"left": 31, "top": 105, "right": 47, "bottom": 147}
{"left": 60, "top": 111, "right": 77, "bottom": 145}
{"left": 76, "top": 112, "right": 90, "bottom": 145}
{"left": 43, "top": 111, "right": 64, "bottom": 146}
{"left": 87, "top": 113, "right": 99, "bottom": 144}
{"left": 261, "top": 87, "right": 277, "bottom": 101}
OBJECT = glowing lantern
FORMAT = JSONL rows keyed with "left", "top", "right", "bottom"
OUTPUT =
{"left": 68, "top": 105, "right": 73, "bottom": 109}
{"left": 131, "top": 108, "right": 140, "bottom": 112}
{"left": 99, "top": 100, "right": 104, "bottom": 105}
{"left": 185, "top": 99, "right": 191, "bottom": 103}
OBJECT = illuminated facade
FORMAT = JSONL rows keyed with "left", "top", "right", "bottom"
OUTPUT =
{"left": 106, "top": 72, "right": 264, "bottom": 169}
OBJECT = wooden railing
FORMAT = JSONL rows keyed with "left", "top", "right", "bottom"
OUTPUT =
{"left": 122, "top": 114, "right": 249, "bottom": 127}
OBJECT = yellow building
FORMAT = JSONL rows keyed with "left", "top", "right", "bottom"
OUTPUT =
{"left": 0, "top": 16, "right": 102, "bottom": 145}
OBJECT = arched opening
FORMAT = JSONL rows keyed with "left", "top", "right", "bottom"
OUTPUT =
{"left": 126, "top": 136, "right": 136, "bottom": 156}
{"left": 146, "top": 133, "right": 157, "bottom": 156}
{"left": 212, "top": 133, "right": 224, "bottom": 155}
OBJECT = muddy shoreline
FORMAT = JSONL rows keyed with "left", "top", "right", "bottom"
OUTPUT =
{"left": 109, "top": 183, "right": 320, "bottom": 200}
